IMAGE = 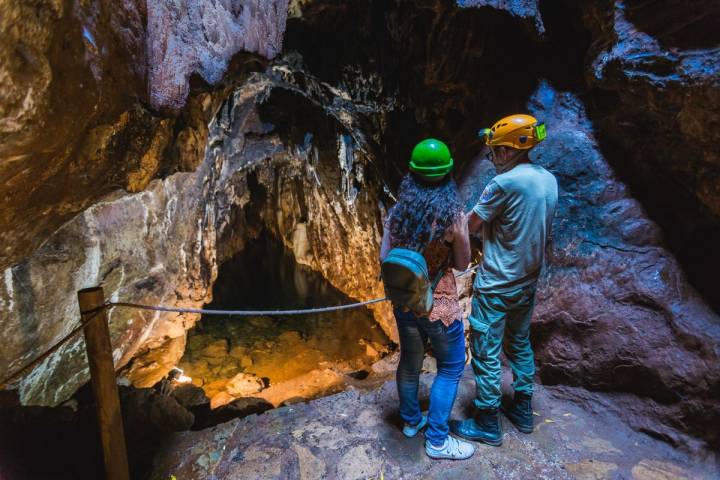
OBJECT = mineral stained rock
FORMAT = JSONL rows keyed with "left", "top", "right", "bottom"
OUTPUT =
{"left": 0, "top": 0, "right": 289, "bottom": 274}
{"left": 148, "top": 0, "right": 289, "bottom": 110}
{"left": 583, "top": 0, "right": 720, "bottom": 309}
{"left": 0, "top": 60, "right": 392, "bottom": 406}
{"left": 460, "top": 81, "right": 720, "bottom": 450}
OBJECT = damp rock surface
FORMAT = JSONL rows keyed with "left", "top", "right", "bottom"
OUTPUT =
{"left": 0, "top": 59, "right": 394, "bottom": 406}
{"left": 460, "top": 82, "right": 720, "bottom": 451}
{"left": 582, "top": 0, "right": 720, "bottom": 310}
{"left": 149, "top": 368, "right": 717, "bottom": 480}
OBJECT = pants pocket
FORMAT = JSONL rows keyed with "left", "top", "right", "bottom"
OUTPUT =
{"left": 470, "top": 327, "right": 489, "bottom": 359}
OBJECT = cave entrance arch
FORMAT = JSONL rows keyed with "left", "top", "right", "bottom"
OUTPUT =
{"left": 179, "top": 232, "right": 390, "bottom": 407}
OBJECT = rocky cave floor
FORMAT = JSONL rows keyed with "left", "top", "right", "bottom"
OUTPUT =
{"left": 178, "top": 312, "right": 389, "bottom": 409}
{"left": 175, "top": 239, "right": 391, "bottom": 410}
{"left": 149, "top": 358, "right": 719, "bottom": 480}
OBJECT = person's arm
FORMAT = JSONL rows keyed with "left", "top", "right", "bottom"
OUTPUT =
{"left": 449, "top": 217, "right": 471, "bottom": 270}
{"left": 467, "top": 210, "right": 483, "bottom": 237}
{"left": 468, "top": 180, "right": 506, "bottom": 239}
{"left": 380, "top": 227, "right": 392, "bottom": 261}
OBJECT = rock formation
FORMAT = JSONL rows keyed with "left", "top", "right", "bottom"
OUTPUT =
{"left": 148, "top": 0, "right": 288, "bottom": 109}
{"left": 460, "top": 80, "right": 720, "bottom": 450}
{"left": 0, "top": 58, "right": 393, "bottom": 406}
{"left": 0, "top": 0, "right": 289, "bottom": 272}
{"left": 458, "top": 0, "right": 545, "bottom": 36}
{"left": 583, "top": 0, "right": 720, "bottom": 310}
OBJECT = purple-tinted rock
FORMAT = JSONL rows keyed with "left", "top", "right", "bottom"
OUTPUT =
{"left": 584, "top": 0, "right": 720, "bottom": 309}
{"left": 461, "top": 80, "right": 720, "bottom": 449}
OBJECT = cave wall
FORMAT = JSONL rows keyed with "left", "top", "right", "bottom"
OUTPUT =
{"left": 1, "top": 0, "right": 720, "bottom": 452}
{"left": 581, "top": 0, "right": 720, "bottom": 311}
{"left": 0, "top": 62, "right": 392, "bottom": 406}
{"left": 460, "top": 81, "right": 720, "bottom": 450}
{"left": 285, "top": 0, "right": 720, "bottom": 449}
{"left": 0, "top": 0, "right": 288, "bottom": 272}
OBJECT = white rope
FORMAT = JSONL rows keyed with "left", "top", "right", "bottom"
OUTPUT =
{"left": 106, "top": 263, "right": 479, "bottom": 317}
{"left": 107, "top": 297, "right": 388, "bottom": 316}
{"left": 2, "top": 263, "right": 481, "bottom": 388}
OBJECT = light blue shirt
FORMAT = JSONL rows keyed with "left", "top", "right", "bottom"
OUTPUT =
{"left": 472, "top": 163, "right": 558, "bottom": 293}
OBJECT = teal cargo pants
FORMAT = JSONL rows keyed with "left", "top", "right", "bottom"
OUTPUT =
{"left": 468, "top": 283, "right": 537, "bottom": 410}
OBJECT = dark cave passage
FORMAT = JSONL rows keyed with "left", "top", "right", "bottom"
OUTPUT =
{"left": 282, "top": 0, "right": 593, "bottom": 187}
{"left": 280, "top": 0, "right": 720, "bottom": 320}
{"left": 179, "top": 233, "right": 391, "bottom": 408}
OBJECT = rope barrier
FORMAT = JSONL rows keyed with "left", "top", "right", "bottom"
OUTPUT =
{"left": 0, "top": 263, "right": 481, "bottom": 390}
{"left": 106, "top": 264, "right": 479, "bottom": 316}
{"left": 0, "top": 308, "right": 106, "bottom": 390}
{"left": 107, "top": 297, "right": 388, "bottom": 316}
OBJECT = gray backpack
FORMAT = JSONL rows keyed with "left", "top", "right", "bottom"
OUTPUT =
{"left": 381, "top": 247, "right": 445, "bottom": 315}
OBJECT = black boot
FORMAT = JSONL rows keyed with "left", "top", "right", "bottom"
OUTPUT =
{"left": 449, "top": 408, "right": 503, "bottom": 446}
{"left": 501, "top": 392, "right": 534, "bottom": 434}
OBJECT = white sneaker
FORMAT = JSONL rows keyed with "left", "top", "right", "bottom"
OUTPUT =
{"left": 402, "top": 415, "right": 428, "bottom": 437}
{"left": 425, "top": 435, "right": 476, "bottom": 460}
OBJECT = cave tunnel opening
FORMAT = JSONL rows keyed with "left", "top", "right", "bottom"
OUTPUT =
{"left": 179, "top": 231, "right": 391, "bottom": 408}
{"left": 282, "top": 0, "right": 593, "bottom": 190}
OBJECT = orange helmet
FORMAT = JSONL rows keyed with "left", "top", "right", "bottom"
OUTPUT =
{"left": 478, "top": 114, "right": 546, "bottom": 150}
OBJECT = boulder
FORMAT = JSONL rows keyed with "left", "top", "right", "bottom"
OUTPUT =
{"left": 172, "top": 384, "right": 209, "bottom": 409}
{"left": 121, "top": 386, "right": 194, "bottom": 434}
{"left": 200, "top": 339, "right": 229, "bottom": 361}
{"left": 225, "top": 372, "right": 265, "bottom": 397}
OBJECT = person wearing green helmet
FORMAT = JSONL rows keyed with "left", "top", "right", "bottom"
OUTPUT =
{"left": 380, "top": 138, "right": 473, "bottom": 460}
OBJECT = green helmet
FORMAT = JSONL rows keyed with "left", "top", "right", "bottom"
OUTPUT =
{"left": 409, "top": 138, "right": 453, "bottom": 181}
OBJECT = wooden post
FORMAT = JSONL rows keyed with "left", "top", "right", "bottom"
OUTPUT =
{"left": 78, "top": 287, "right": 130, "bottom": 480}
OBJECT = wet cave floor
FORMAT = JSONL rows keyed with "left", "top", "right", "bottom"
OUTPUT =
{"left": 178, "top": 235, "right": 391, "bottom": 408}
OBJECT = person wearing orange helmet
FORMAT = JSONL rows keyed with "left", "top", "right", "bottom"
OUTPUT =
{"left": 450, "top": 114, "right": 557, "bottom": 446}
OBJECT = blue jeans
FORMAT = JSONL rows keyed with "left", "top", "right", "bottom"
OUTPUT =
{"left": 394, "top": 308, "right": 466, "bottom": 446}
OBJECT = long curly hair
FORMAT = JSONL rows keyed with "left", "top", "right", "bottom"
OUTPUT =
{"left": 386, "top": 173, "right": 464, "bottom": 253}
